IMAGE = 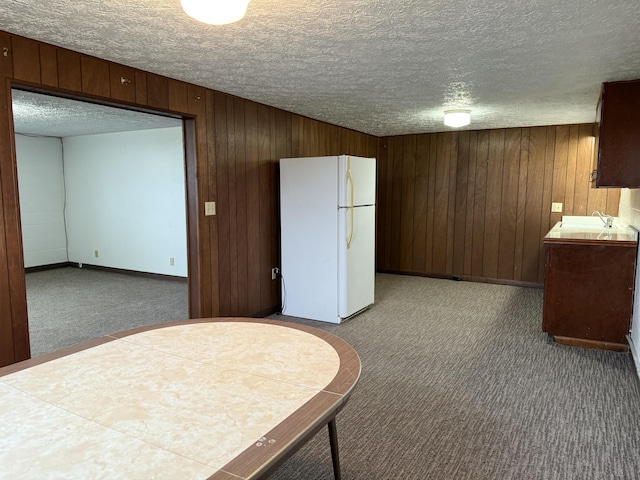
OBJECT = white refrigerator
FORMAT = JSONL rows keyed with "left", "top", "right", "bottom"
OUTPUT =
{"left": 279, "top": 155, "right": 376, "bottom": 324}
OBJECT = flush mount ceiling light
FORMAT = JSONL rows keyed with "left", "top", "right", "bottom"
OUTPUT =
{"left": 444, "top": 109, "right": 471, "bottom": 128}
{"left": 180, "top": 0, "right": 251, "bottom": 25}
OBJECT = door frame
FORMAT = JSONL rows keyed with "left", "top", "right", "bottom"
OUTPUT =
{"left": 3, "top": 80, "right": 203, "bottom": 362}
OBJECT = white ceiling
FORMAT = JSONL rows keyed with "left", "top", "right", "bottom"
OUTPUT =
{"left": 12, "top": 90, "right": 181, "bottom": 137}
{"left": 2, "top": 0, "right": 640, "bottom": 136}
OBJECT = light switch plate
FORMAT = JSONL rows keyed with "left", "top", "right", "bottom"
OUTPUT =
{"left": 551, "top": 202, "right": 563, "bottom": 213}
{"left": 205, "top": 201, "right": 216, "bottom": 216}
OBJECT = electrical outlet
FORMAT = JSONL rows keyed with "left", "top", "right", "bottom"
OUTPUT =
{"left": 170, "top": 257, "right": 174, "bottom": 266}
{"left": 205, "top": 201, "right": 216, "bottom": 216}
{"left": 272, "top": 267, "right": 280, "bottom": 280}
{"left": 551, "top": 202, "right": 563, "bottom": 213}
{"left": 94, "top": 250, "right": 99, "bottom": 258}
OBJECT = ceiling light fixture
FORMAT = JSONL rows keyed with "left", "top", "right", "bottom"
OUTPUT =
{"left": 444, "top": 109, "right": 471, "bottom": 128}
{"left": 180, "top": 0, "right": 251, "bottom": 25}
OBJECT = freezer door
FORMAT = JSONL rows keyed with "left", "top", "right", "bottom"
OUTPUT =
{"left": 338, "top": 205, "right": 375, "bottom": 319}
{"left": 338, "top": 155, "right": 376, "bottom": 207}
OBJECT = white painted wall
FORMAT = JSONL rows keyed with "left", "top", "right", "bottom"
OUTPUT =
{"left": 618, "top": 189, "right": 640, "bottom": 375}
{"left": 63, "top": 127, "right": 187, "bottom": 277}
{"left": 15, "top": 134, "right": 68, "bottom": 267}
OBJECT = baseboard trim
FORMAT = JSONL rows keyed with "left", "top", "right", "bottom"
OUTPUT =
{"left": 25, "top": 262, "right": 71, "bottom": 273}
{"left": 69, "top": 263, "right": 188, "bottom": 283}
{"left": 553, "top": 335, "right": 628, "bottom": 352}
{"left": 377, "top": 269, "right": 542, "bottom": 289}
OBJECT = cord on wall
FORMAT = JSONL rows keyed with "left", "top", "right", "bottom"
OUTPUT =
{"left": 15, "top": 133, "right": 70, "bottom": 262}
{"left": 279, "top": 273, "right": 286, "bottom": 315}
{"left": 60, "top": 137, "right": 70, "bottom": 262}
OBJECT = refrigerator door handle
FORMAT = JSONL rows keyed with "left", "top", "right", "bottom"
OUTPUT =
{"left": 347, "top": 158, "right": 354, "bottom": 249}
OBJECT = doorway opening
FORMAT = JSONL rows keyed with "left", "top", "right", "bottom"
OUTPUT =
{"left": 12, "top": 88, "right": 191, "bottom": 357}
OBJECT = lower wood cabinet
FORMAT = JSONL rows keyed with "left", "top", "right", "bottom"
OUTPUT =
{"left": 543, "top": 241, "right": 637, "bottom": 350}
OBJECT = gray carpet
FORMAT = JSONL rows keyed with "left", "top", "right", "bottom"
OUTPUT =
{"left": 268, "top": 274, "right": 640, "bottom": 480}
{"left": 24, "top": 269, "right": 640, "bottom": 479}
{"left": 26, "top": 267, "right": 188, "bottom": 357}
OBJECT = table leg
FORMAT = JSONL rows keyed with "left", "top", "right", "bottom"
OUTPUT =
{"left": 328, "top": 419, "right": 341, "bottom": 480}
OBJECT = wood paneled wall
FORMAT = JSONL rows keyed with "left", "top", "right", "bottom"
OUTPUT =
{"left": 377, "top": 126, "right": 621, "bottom": 285}
{"left": 0, "top": 31, "right": 376, "bottom": 366}
{"left": 0, "top": 30, "right": 622, "bottom": 368}
{"left": 211, "top": 95, "right": 376, "bottom": 317}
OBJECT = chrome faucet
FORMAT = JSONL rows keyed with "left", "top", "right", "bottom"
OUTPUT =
{"left": 592, "top": 210, "right": 614, "bottom": 228}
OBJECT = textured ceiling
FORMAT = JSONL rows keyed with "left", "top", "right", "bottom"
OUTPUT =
{"left": 2, "top": 0, "right": 640, "bottom": 136}
{"left": 12, "top": 90, "right": 181, "bottom": 137}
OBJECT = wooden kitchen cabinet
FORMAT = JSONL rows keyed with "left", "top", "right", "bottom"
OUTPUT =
{"left": 592, "top": 79, "right": 640, "bottom": 187}
{"left": 543, "top": 225, "right": 637, "bottom": 350}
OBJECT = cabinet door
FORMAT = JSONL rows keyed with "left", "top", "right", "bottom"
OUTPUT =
{"left": 594, "top": 79, "right": 640, "bottom": 187}
{"left": 543, "top": 242, "right": 635, "bottom": 345}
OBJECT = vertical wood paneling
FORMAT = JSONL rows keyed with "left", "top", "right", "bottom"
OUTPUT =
{"left": 497, "top": 129, "right": 521, "bottom": 279}
{"left": 1, "top": 80, "right": 29, "bottom": 362}
{"left": 453, "top": 131, "right": 469, "bottom": 276}
{"left": 109, "top": 64, "right": 136, "bottom": 103}
{"left": 513, "top": 130, "right": 530, "bottom": 281}
{"left": 2, "top": 31, "right": 626, "bottom": 369}
{"left": 389, "top": 137, "right": 403, "bottom": 269}
{"left": 445, "top": 133, "right": 458, "bottom": 275}
{"left": 572, "top": 125, "right": 592, "bottom": 216}
{"left": 11, "top": 36, "right": 40, "bottom": 83}
{"left": 226, "top": 97, "right": 239, "bottom": 315}
{"left": 412, "top": 136, "right": 429, "bottom": 272}
{"left": 521, "top": 127, "right": 546, "bottom": 283}
{"left": 213, "top": 92, "right": 231, "bottom": 315}
{"left": 564, "top": 125, "right": 579, "bottom": 214}
{"left": 257, "top": 104, "right": 272, "bottom": 309}
{"left": 168, "top": 79, "right": 189, "bottom": 113}
{"left": 233, "top": 97, "right": 248, "bottom": 315}
{"left": 0, "top": 79, "right": 17, "bottom": 366}
{"left": 482, "top": 129, "right": 505, "bottom": 279}
{"left": 0, "top": 33, "right": 13, "bottom": 77}
{"left": 134, "top": 71, "right": 147, "bottom": 105}
{"left": 328, "top": 124, "right": 340, "bottom": 154}
{"left": 191, "top": 86, "right": 209, "bottom": 317}
{"left": 463, "top": 132, "right": 478, "bottom": 276}
{"left": 432, "top": 133, "right": 450, "bottom": 274}
{"left": 81, "top": 56, "right": 110, "bottom": 97}
{"left": 586, "top": 171, "right": 607, "bottom": 214}
{"left": 290, "top": 115, "right": 301, "bottom": 158}
{"left": 269, "top": 108, "right": 280, "bottom": 306}
{"left": 471, "top": 131, "right": 489, "bottom": 277}
{"left": 384, "top": 139, "right": 396, "bottom": 268}
{"left": 56, "top": 49, "right": 81, "bottom": 91}
{"left": 39, "top": 44, "right": 58, "bottom": 87}
{"left": 245, "top": 100, "right": 260, "bottom": 315}
{"left": 376, "top": 123, "right": 616, "bottom": 286}
{"left": 400, "top": 136, "right": 416, "bottom": 271}
{"left": 425, "top": 135, "right": 438, "bottom": 273}
{"left": 376, "top": 139, "right": 388, "bottom": 269}
{"left": 146, "top": 73, "right": 169, "bottom": 110}
{"left": 538, "top": 127, "right": 556, "bottom": 281}
{"left": 273, "top": 109, "right": 290, "bottom": 304}
{"left": 0, "top": 31, "right": 381, "bottom": 366}
{"left": 551, "top": 126, "right": 570, "bottom": 228}
{"left": 606, "top": 188, "right": 621, "bottom": 216}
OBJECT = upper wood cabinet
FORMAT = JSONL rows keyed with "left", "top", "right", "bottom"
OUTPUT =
{"left": 592, "top": 79, "right": 640, "bottom": 188}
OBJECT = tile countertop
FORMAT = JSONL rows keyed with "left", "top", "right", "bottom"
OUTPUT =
{"left": 544, "top": 219, "right": 638, "bottom": 245}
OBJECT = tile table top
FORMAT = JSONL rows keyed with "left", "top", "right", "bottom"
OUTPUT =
{"left": 0, "top": 318, "right": 360, "bottom": 479}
